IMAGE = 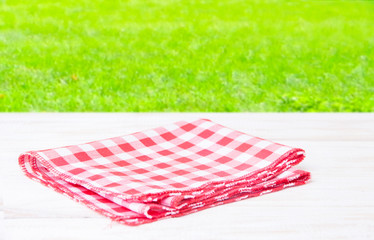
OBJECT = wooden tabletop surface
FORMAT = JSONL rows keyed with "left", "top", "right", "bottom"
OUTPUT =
{"left": 1, "top": 113, "right": 373, "bottom": 240}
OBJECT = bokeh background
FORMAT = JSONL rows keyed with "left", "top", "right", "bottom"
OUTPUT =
{"left": 0, "top": 0, "right": 373, "bottom": 112}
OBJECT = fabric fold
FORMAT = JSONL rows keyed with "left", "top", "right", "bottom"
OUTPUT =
{"left": 19, "top": 119, "right": 310, "bottom": 225}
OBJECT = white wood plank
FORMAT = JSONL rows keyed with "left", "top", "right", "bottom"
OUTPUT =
{"left": 4, "top": 141, "right": 374, "bottom": 217}
{"left": 1, "top": 113, "right": 373, "bottom": 240}
{"left": 0, "top": 113, "right": 373, "bottom": 146}
{"left": 4, "top": 208, "right": 374, "bottom": 240}
{"left": 0, "top": 211, "right": 4, "bottom": 240}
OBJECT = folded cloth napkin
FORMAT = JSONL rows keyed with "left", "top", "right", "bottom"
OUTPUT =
{"left": 19, "top": 119, "right": 310, "bottom": 226}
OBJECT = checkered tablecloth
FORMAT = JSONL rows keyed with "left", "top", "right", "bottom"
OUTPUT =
{"left": 19, "top": 119, "right": 310, "bottom": 225}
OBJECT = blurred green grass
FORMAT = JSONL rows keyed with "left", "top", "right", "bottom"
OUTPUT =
{"left": 0, "top": 0, "right": 373, "bottom": 111}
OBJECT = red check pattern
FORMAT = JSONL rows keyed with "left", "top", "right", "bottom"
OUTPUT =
{"left": 19, "top": 119, "right": 310, "bottom": 225}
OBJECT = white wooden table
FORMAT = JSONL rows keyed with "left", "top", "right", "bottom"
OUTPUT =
{"left": 1, "top": 113, "right": 373, "bottom": 240}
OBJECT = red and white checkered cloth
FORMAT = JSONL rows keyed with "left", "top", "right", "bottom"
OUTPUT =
{"left": 19, "top": 119, "right": 310, "bottom": 226}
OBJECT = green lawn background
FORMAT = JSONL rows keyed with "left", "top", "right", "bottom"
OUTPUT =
{"left": 0, "top": 0, "right": 373, "bottom": 111}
